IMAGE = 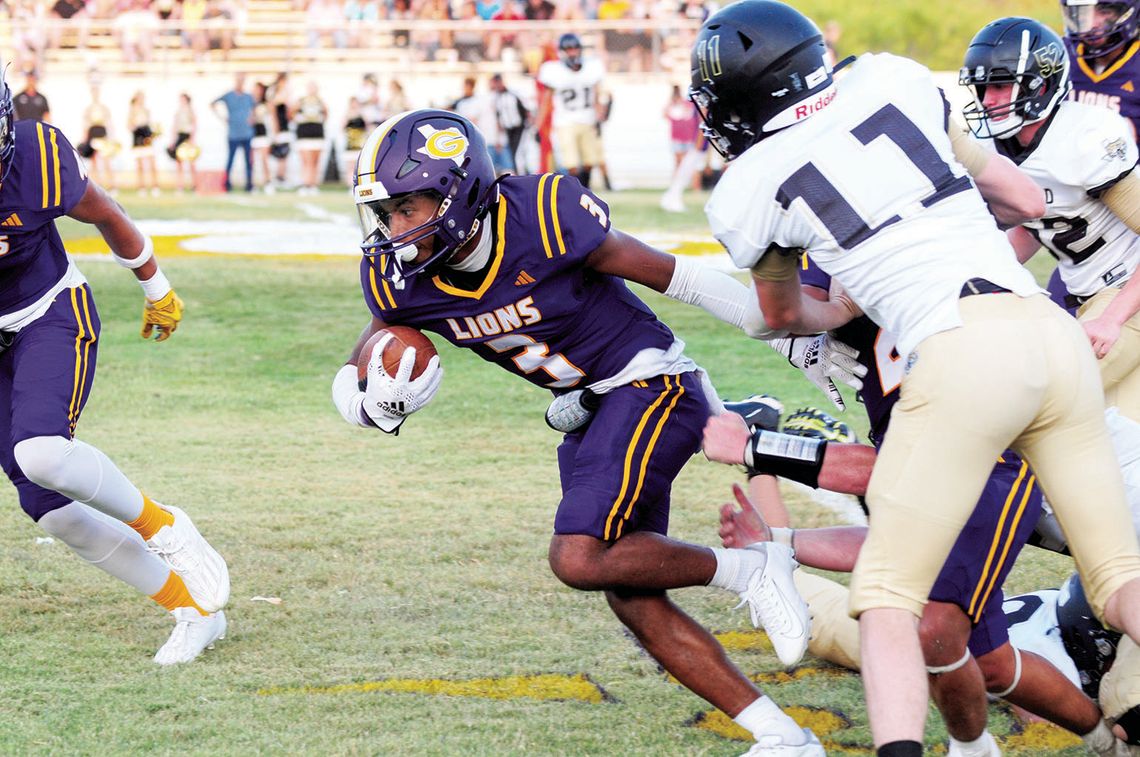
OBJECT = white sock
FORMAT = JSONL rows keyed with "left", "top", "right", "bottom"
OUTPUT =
{"left": 949, "top": 731, "right": 999, "bottom": 757}
{"left": 733, "top": 696, "right": 806, "bottom": 745}
{"left": 1082, "top": 720, "right": 1117, "bottom": 753}
{"left": 39, "top": 502, "right": 168, "bottom": 595}
{"left": 708, "top": 547, "right": 766, "bottom": 594}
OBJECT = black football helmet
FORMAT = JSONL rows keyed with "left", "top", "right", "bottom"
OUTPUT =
{"left": 1056, "top": 572, "right": 1122, "bottom": 698}
{"left": 688, "top": 0, "right": 835, "bottom": 160}
{"left": 960, "top": 17, "right": 1071, "bottom": 139}
{"left": 558, "top": 33, "right": 583, "bottom": 71}
{"left": 1061, "top": 0, "right": 1140, "bottom": 59}
{"left": 0, "top": 65, "right": 13, "bottom": 185}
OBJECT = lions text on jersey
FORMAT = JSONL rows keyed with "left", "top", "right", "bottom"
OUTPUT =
{"left": 706, "top": 53, "right": 1040, "bottom": 356}
{"left": 1067, "top": 37, "right": 1140, "bottom": 140}
{"left": 985, "top": 100, "right": 1140, "bottom": 297}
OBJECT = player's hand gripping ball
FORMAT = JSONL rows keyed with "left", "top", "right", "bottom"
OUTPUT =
{"left": 358, "top": 326, "right": 442, "bottom": 433}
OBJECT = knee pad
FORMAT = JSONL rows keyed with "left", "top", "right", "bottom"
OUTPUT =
{"left": 14, "top": 436, "right": 75, "bottom": 494}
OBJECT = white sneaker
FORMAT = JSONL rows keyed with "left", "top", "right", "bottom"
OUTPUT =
{"left": 146, "top": 505, "right": 230, "bottom": 612}
{"left": 742, "top": 729, "right": 825, "bottom": 756}
{"left": 154, "top": 608, "right": 226, "bottom": 665}
{"left": 659, "top": 194, "right": 685, "bottom": 213}
{"left": 735, "top": 543, "right": 810, "bottom": 666}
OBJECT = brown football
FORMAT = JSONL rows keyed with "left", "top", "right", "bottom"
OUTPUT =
{"left": 357, "top": 326, "right": 438, "bottom": 389}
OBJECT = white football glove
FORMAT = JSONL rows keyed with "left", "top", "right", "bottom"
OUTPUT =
{"left": 362, "top": 334, "right": 443, "bottom": 433}
{"left": 774, "top": 334, "right": 866, "bottom": 412}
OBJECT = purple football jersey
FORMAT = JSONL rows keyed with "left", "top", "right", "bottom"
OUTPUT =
{"left": 800, "top": 255, "right": 899, "bottom": 447}
{"left": 1067, "top": 38, "right": 1140, "bottom": 140}
{"left": 0, "top": 121, "right": 88, "bottom": 316}
{"left": 359, "top": 174, "right": 675, "bottom": 390}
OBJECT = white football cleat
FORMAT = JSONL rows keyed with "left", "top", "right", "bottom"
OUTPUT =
{"left": 741, "top": 729, "right": 825, "bottom": 756}
{"left": 735, "top": 542, "right": 810, "bottom": 666}
{"left": 154, "top": 608, "right": 226, "bottom": 665}
{"left": 146, "top": 505, "right": 230, "bottom": 612}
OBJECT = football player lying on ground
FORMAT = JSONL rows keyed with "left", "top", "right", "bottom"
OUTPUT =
{"left": 0, "top": 68, "right": 228, "bottom": 664}
{"left": 330, "top": 108, "right": 868, "bottom": 756}
{"left": 711, "top": 405, "right": 1140, "bottom": 747}
{"left": 960, "top": 17, "right": 1140, "bottom": 426}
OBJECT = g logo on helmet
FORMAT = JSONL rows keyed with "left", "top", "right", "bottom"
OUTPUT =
{"left": 416, "top": 124, "right": 468, "bottom": 166}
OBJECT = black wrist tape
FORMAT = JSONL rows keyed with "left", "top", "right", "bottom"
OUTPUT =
{"left": 744, "top": 429, "right": 827, "bottom": 489}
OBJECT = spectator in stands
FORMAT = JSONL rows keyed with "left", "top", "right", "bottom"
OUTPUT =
{"left": 523, "top": 0, "right": 554, "bottom": 20}
{"left": 203, "top": 0, "right": 238, "bottom": 60}
{"left": 114, "top": 0, "right": 159, "bottom": 63}
{"left": 11, "top": 0, "right": 47, "bottom": 75}
{"left": 268, "top": 72, "right": 293, "bottom": 189}
{"left": 413, "top": 0, "right": 452, "bottom": 62}
{"left": 212, "top": 72, "right": 256, "bottom": 193}
{"left": 389, "top": 0, "right": 414, "bottom": 49}
{"left": 823, "top": 20, "right": 842, "bottom": 68}
{"left": 251, "top": 81, "right": 273, "bottom": 193}
{"left": 453, "top": 0, "right": 486, "bottom": 63}
{"left": 49, "top": 0, "right": 90, "bottom": 52}
{"left": 306, "top": 0, "right": 347, "bottom": 49}
{"left": 13, "top": 70, "right": 50, "bottom": 123}
{"left": 166, "top": 92, "right": 199, "bottom": 194}
{"left": 80, "top": 83, "right": 116, "bottom": 191}
{"left": 293, "top": 81, "right": 327, "bottom": 195}
{"left": 344, "top": 0, "right": 382, "bottom": 48}
{"left": 489, "top": 73, "right": 528, "bottom": 173}
{"left": 181, "top": 0, "right": 210, "bottom": 60}
{"left": 128, "top": 90, "right": 159, "bottom": 195}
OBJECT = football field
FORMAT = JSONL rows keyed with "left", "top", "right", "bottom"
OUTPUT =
{"left": 0, "top": 190, "right": 1085, "bottom": 755}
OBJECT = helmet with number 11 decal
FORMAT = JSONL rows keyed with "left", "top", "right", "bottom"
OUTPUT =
{"left": 688, "top": 0, "right": 835, "bottom": 161}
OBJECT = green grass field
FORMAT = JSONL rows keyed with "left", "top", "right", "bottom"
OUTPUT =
{"left": 0, "top": 190, "right": 1085, "bottom": 755}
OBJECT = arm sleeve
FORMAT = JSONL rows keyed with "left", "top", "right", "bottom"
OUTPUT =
{"left": 1102, "top": 170, "right": 1140, "bottom": 233}
{"left": 947, "top": 116, "right": 991, "bottom": 178}
{"left": 664, "top": 256, "right": 781, "bottom": 338}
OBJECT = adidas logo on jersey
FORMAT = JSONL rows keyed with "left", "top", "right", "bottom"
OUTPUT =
{"left": 0, "top": 213, "right": 22, "bottom": 227}
{"left": 514, "top": 271, "right": 535, "bottom": 286}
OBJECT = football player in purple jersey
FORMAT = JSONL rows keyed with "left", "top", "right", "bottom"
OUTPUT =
{"left": 0, "top": 68, "right": 228, "bottom": 664}
{"left": 1062, "top": 0, "right": 1140, "bottom": 140}
{"left": 331, "top": 108, "right": 867, "bottom": 755}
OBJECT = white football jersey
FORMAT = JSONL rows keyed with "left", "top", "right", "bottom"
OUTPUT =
{"left": 980, "top": 101, "right": 1140, "bottom": 297}
{"left": 538, "top": 58, "right": 605, "bottom": 128}
{"left": 707, "top": 53, "right": 1041, "bottom": 356}
{"left": 1003, "top": 589, "right": 1083, "bottom": 689}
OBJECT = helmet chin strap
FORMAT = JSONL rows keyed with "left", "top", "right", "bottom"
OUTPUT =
{"left": 447, "top": 213, "right": 493, "bottom": 273}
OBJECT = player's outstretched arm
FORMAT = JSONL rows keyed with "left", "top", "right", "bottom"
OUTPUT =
{"left": 1084, "top": 173, "right": 1140, "bottom": 358}
{"left": 67, "top": 182, "right": 183, "bottom": 341}
{"left": 720, "top": 481, "right": 867, "bottom": 573}
{"left": 585, "top": 227, "right": 782, "bottom": 338}
{"left": 948, "top": 117, "right": 1045, "bottom": 226}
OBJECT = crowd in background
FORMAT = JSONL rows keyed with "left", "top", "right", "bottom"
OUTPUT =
{"left": 0, "top": 0, "right": 717, "bottom": 74}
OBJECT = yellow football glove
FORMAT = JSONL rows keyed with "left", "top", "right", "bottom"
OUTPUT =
{"left": 141, "top": 290, "right": 184, "bottom": 342}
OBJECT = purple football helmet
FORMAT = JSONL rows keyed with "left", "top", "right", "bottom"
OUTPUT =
{"left": 353, "top": 109, "right": 498, "bottom": 285}
{"left": 0, "top": 66, "right": 14, "bottom": 185}
{"left": 1061, "top": 0, "right": 1140, "bottom": 59}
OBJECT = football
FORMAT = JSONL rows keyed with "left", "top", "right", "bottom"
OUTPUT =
{"left": 357, "top": 326, "right": 438, "bottom": 389}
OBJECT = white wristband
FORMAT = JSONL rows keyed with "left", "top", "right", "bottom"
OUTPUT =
{"left": 112, "top": 235, "right": 154, "bottom": 269}
{"left": 332, "top": 363, "right": 373, "bottom": 428}
{"left": 140, "top": 267, "right": 172, "bottom": 302}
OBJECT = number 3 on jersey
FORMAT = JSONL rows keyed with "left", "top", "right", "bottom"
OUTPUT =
{"left": 486, "top": 333, "right": 586, "bottom": 388}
